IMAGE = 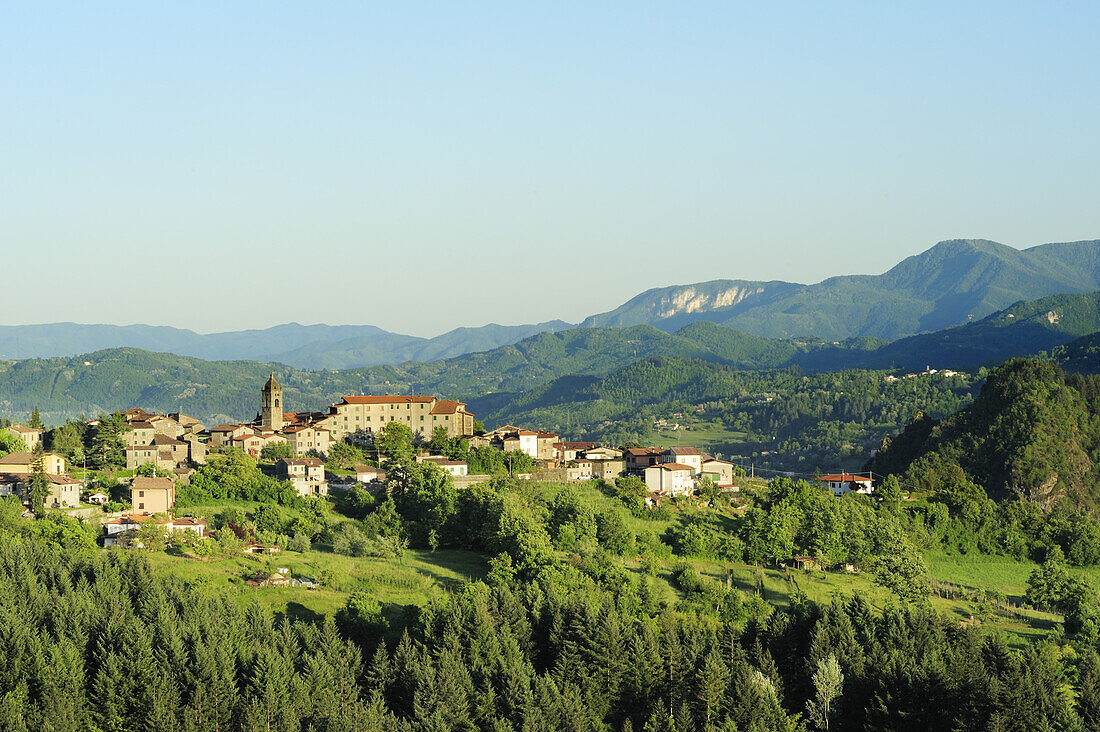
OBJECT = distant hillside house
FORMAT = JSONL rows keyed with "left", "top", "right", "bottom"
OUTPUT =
{"left": 582, "top": 446, "right": 623, "bottom": 461}
{"left": 0, "top": 471, "right": 81, "bottom": 509}
{"left": 43, "top": 474, "right": 81, "bottom": 508}
{"left": 643, "top": 463, "right": 695, "bottom": 497}
{"left": 283, "top": 424, "right": 334, "bottom": 458}
{"left": 625, "top": 447, "right": 664, "bottom": 473}
{"left": 555, "top": 442, "right": 596, "bottom": 461}
{"left": 6, "top": 425, "right": 42, "bottom": 451}
{"left": 0, "top": 452, "right": 66, "bottom": 476}
{"left": 662, "top": 446, "right": 703, "bottom": 475}
{"left": 353, "top": 464, "right": 386, "bottom": 486}
{"left": 565, "top": 460, "right": 594, "bottom": 482}
{"left": 819, "top": 473, "right": 874, "bottom": 496}
{"left": 103, "top": 514, "right": 206, "bottom": 547}
{"left": 131, "top": 476, "right": 175, "bottom": 513}
{"left": 701, "top": 458, "right": 737, "bottom": 486}
{"left": 119, "top": 407, "right": 156, "bottom": 423}
{"left": 209, "top": 424, "right": 257, "bottom": 448}
{"left": 276, "top": 457, "right": 328, "bottom": 497}
{"left": 122, "top": 421, "right": 157, "bottom": 448}
{"left": 418, "top": 455, "right": 469, "bottom": 476}
{"left": 232, "top": 432, "right": 267, "bottom": 459}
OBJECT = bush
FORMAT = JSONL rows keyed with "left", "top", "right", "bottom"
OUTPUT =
{"left": 332, "top": 523, "right": 370, "bottom": 557}
{"left": 672, "top": 564, "right": 706, "bottom": 593}
{"left": 286, "top": 532, "right": 311, "bottom": 552}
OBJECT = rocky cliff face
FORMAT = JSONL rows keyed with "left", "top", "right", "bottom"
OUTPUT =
{"left": 581, "top": 279, "right": 798, "bottom": 329}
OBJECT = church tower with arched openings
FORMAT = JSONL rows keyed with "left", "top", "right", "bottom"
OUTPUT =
{"left": 261, "top": 372, "right": 284, "bottom": 432}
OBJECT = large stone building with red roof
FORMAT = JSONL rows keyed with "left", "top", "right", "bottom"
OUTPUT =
{"left": 323, "top": 394, "right": 475, "bottom": 441}
{"left": 212, "top": 375, "right": 477, "bottom": 458}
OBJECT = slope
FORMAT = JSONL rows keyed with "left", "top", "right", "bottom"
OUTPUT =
{"left": 812, "top": 291, "right": 1100, "bottom": 372}
{"left": 866, "top": 359, "right": 1100, "bottom": 510}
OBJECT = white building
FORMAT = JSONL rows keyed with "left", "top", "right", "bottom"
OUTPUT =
{"left": 643, "top": 463, "right": 695, "bottom": 496}
{"left": 661, "top": 447, "right": 703, "bottom": 475}
{"left": 818, "top": 473, "right": 874, "bottom": 496}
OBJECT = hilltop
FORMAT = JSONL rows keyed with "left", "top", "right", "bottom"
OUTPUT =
{"left": 867, "top": 359, "right": 1100, "bottom": 510}
{"left": 583, "top": 239, "right": 1100, "bottom": 340}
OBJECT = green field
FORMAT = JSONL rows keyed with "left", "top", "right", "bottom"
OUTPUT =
{"left": 147, "top": 547, "right": 486, "bottom": 623}
{"left": 125, "top": 485, "right": 1067, "bottom": 647}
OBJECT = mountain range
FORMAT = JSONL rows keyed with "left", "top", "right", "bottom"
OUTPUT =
{"left": 4, "top": 286, "right": 1100, "bottom": 427}
{"left": 2, "top": 238, "right": 1100, "bottom": 369}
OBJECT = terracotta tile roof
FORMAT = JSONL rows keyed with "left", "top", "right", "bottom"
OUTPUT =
{"left": 279, "top": 458, "right": 323, "bottom": 467}
{"left": 0, "top": 452, "right": 63, "bottom": 465}
{"left": 819, "top": 473, "right": 872, "bottom": 483}
{"left": 666, "top": 446, "right": 702, "bottom": 455}
{"left": 152, "top": 434, "right": 186, "bottom": 446}
{"left": 649, "top": 462, "right": 694, "bottom": 472}
{"left": 105, "top": 515, "right": 154, "bottom": 526}
{"left": 429, "top": 399, "right": 467, "bottom": 415}
{"left": 171, "top": 517, "right": 205, "bottom": 527}
{"left": 625, "top": 447, "right": 663, "bottom": 457}
{"left": 211, "top": 425, "right": 241, "bottom": 432}
{"left": 339, "top": 395, "right": 435, "bottom": 405}
{"left": 131, "top": 477, "right": 174, "bottom": 491}
{"left": 7, "top": 425, "right": 39, "bottom": 434}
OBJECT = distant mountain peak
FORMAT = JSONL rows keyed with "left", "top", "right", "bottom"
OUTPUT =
{"left": 2, "top": 238, "right": 1098, "bottom": 368}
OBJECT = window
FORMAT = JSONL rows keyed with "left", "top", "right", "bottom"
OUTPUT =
{"left": 139, "top": 491, "right": 144, "bottom": 497}
{"left": 139, "top": 503, "right": 144, "bottom": 510}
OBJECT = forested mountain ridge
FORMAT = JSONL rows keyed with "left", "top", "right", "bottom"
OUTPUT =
{"left": 867, "top": 359, "right": 1100, "bottom": 510}
{"left": 2, "top": 293, "right": 1097, "bottom": 430}
{"left": 0, "top": 324, "right": 909, "bottom": 426}
{"left": 0, "top": 319, "right": 573, "bottom": 369}
{"left": 583, "top": 238, "right": 1100, "bottom": 340}
{"left": 0, "top": 349, "right": 389, "bottom": 425}
{"left": 469, "top": 356, "right": 978, "bottom": 470}
{"left": 824, "top": 290, "right": 1100, "bottom": 372}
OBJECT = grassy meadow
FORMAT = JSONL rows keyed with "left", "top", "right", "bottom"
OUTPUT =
{"left": 103, "top": 480, "right": 1064, "bottom": 647}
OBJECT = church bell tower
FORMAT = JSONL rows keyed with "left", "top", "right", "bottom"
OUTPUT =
{"left": 261, "top": 372, "right": 284, "bottom": 431}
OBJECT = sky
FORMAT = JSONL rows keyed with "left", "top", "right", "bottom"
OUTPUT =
{"left": 2, "top": 2, "right": 1099, "bottom": 336}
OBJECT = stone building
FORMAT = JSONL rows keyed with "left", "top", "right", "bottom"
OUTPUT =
{"left": 261, "top": 373, "right": 284, "bottom": 432}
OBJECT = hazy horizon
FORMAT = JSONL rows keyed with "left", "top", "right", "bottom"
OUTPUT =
{"left": 4, "top": 3, "right": 1098, "bottom": 336}
{"left": 0, "top": 236, "right": 1085, "bottom": 338}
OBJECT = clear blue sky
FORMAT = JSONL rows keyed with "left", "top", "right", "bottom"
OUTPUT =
{"left": 3, "top": 2, "right": 1098, "bottom": 336}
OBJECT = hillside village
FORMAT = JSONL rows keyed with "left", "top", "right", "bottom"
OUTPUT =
{"left": 0, "top": 372, "right": 881, "bottom": 551}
